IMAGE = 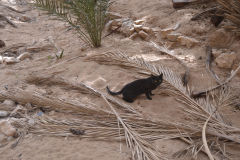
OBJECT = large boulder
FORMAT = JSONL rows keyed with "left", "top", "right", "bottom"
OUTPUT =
{"left": 215, "top": 52, "right": 237, "bottom": 69}
{"left": 208, "top": 29, "right": 233, "bottom": 48}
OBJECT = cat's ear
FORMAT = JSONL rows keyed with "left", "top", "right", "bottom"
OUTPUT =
{"left": 159, "top": 73, "right": 163, "bottom": 78}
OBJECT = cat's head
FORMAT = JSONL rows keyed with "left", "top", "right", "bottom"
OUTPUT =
{"left": 150, "top": 73, "right": 163, "bottom": 85}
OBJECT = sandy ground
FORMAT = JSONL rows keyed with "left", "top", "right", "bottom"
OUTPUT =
{"left": 0, "top": 0, "right": 240, "bottom": 159}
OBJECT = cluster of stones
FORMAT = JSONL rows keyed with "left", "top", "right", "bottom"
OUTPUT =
{"left": 106, "top": 12, "right": 154, "bottom": 40}
{"left": 106, "top": 12, "right": 200, "bottom": 49}
{"left": 160, "top": 25, "right": 199, "bottom": 49}
{"left": 207, "top": 29, "right": 238, "bottom": 70}
{"left": 0, "top": 38, "right": 57, "bottom": 64}
{"left": 0, "top": 99, "right": 39, "bottom": 145}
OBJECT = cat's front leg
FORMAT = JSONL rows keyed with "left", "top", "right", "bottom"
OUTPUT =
{"left": 145, "top": 92, "right": 152, "bottom": 100}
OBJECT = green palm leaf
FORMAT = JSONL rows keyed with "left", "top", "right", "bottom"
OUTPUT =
{"left": 35, "top": 0, "right": 109, "bottom": 47}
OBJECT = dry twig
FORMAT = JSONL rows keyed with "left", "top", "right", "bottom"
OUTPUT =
{"left": 202, "top": 111, "right": 217, "bottom": 160}
{"left": 205, "top": 46, "right": 221, "bottom": 84}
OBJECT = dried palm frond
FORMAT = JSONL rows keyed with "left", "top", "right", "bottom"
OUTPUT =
{"left": 149, "top": 41, "right": 190, "bottom": 86}
{"left": 5, "top": 82, "right": 240, "bottom": 159}
{"left": 202, "top": 110, "right": 216, "bottom": 160}
{"left": 26, "top": 73, "right": 140, "bottom": 115}
{"left": 86, "top": 51, "right": 240, "bottom": 143}
{"left": 34, "top": 0, "right": 109, "bottom": 47}
{"left": 216, "top": 0, "right": 240, "bottom": 35}
{"left": 102, "top": 95, "right": 167, "bottom": 160}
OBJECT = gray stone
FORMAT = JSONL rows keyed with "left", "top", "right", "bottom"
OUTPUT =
{"left": 0, "top": 111, "right": 9, "bottom": 118}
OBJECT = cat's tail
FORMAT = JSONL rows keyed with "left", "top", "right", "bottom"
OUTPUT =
{"left": 106, "top": 86, "right": 123, "bottom": 96}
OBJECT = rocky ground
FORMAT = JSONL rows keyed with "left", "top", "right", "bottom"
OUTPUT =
{"left": 0, "top": 0, "right": 240, "bottom": 160}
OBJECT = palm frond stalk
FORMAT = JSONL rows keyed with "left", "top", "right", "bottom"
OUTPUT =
{"left": 35, "top": 0, "right": 109, "bottom": 47}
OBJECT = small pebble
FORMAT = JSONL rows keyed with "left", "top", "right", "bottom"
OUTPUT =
{"left": 3, "top": 99, "right": 15, "bottom": 107}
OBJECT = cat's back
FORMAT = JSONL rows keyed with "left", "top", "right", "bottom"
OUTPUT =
{"left": 124, "top": 78, "right": 149, "bottom": 89}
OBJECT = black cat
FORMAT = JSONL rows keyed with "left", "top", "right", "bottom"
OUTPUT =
{"left": 106, "top": 73, "right": 163, "bottom": 103}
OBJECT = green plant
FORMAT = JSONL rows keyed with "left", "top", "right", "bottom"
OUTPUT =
{"left": 35, "top": 0, "right": 109, "bottom": 47}
{"left": 55, "top": 49, "right": 64, "bottom": 59}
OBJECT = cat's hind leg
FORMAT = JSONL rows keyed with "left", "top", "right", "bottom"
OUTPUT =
{"left": 123, "top": 96, "right": 134, "bottom": 103}
{"left": 145, "top": 92, "right": 152, "bottom": 100}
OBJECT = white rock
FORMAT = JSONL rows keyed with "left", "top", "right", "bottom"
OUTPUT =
{"left": 17, "top": 52, "right": 31, "bottom": 61}
{"left": 0, "top": 56, "right": 3, "bottom": 64}
{"left": 177, "top": 36, "right": 199, "bottom": 48}
{"left": 138, "top": 30, "right": 149, "bottom": 40}
{"left": 134, "top": 19, "right": 145, "bottom": 25}
{"left": 133, "top": 24, "right": 143, "bottom": 32}
{"left": 3, "top": 100, "right": 15, "bottom": 107}
{"left": 160, "top": 28, "right": 174, "bottom": 39}
{"left": 3, "top": 57, "right": 19, "bottom": 64}
{"left": 215, "top": 52, "right": 237, "bottom": 69}
{"left": 142, "top": 27, "right": 153, "bottom": 34}
{"left": 152, "top": 27, "right": 161, "bottom": 33}
{"left": 166, "top": 33, "right": 181, "bottom": 42}
{"left": 0, "top": 111, "right": 9, "bottom": 118}
{"left": 0, "top": 120, "right": 17, "bottom": 137}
